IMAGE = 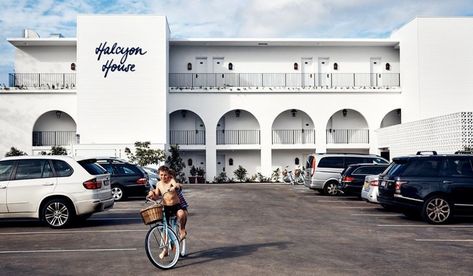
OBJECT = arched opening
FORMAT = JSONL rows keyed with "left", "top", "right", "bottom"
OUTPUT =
{"left": 32, "top": 110, "right": 77, "bottom": 146}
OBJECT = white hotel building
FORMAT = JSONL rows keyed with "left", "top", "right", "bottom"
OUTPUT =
{"left": 1, "top": 16, "right": 473, "bottom": 181}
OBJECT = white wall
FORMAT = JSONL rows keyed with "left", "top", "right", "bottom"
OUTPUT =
{"left": 76, "top": 15, "right": 168, "bottom": 144}
{"left": 0, "top": 92, "right": 77, "bottom": 157}
{"left": 392, "top": 17, "right": 473, "bottom": 122}
{"left": 14, "top": 46, "right": 76, "bottom": 73}
{"left": 170, "top": 46, "right": 399, "bottom": 74}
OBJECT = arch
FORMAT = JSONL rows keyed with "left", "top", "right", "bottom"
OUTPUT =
{"left": 169, "top": 109, "right": 206, "bottom": 145}
{"left": 32, "top": 110, "right": 77, "bottom": 146}
{"left": 271, "top": 109, "right": 315, "bottom": 144}
{"left": 380, "top": 108, "right": 401, "bottom": 128}
{"left": 216, "top": 109, "right": 260, "bottom": 145}
{"left": 326, "top": 109, "right": 369, "bottom": 144}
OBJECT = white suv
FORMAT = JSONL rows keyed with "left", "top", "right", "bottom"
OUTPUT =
{"left": 0, "top": 156, "right": 114, "bottom": 228}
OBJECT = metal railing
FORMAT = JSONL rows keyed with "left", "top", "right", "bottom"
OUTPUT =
{"left": 169, "top": 73, "right": 400, "bottom": 89}
{"left": 169, "top": 130, "right": 206, "bottom": 145}
{"left": 216, "top": 130, "right": 260, "bottom": 145}
{"left": 33, "top": 131, "right": 77, "bottom": 146}
{"left": 272, "top": 129, "right": 315, "bottom": 144}
{"left": 9, "top": 73, "right": 76, "bottom": 90}
{"left": 326, "top": 129, "right": 369, "bottom": 144}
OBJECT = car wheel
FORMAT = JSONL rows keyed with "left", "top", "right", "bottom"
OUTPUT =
{"left": 422, "top": 195, "right": 452, "bottom": 224}
{"left": 42, "top": 198, "right": 74, "bottom": 229}
{"left": 323, "top": 182, "right": 339, "bottom": 196}
{"left": 112, "top": 185, "right": 126, "bottom": 201}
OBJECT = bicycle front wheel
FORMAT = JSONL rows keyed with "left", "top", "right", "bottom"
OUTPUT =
{"left": 145, "top": 224, "right": 180, "bottom": 269}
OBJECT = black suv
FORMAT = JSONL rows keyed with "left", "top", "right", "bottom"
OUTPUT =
{"left": 339, "top": 163, "right": 389, "bottom": 195}
{"left": 378, "top": 151, "right": 473, "bottom": 224}
{"left": 96, "top": 158, "right": 150, "bottom": 201}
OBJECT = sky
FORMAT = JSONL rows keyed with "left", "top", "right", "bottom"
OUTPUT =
{"left": 0, "top": 0, "right": 473, "bottom": 85}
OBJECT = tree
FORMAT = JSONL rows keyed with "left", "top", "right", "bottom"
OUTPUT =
{"left": 124, "top": 141, "right": 165, "bottom": 167}
{"left": 40, "top": 146, "right": 67, "bottom": 155}
{"left": 165, "top": 145, "right": 186, "bottom": 183}
{"left": 5, "top": 147, "right": 27, "bottom": 157}
{"left": 234, "top": 165, "right": 248, "bottom": 182}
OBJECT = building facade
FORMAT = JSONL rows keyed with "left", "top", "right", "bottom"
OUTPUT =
{"left": 1, "top": 16, "right": 472, "bottom": 181}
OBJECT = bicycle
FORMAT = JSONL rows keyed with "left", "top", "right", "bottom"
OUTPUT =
{"left": 282, "top": 165, "right": 305, "bottom": 185}
{"left": 141, "top": 196, "right": 187, "bottom": 270}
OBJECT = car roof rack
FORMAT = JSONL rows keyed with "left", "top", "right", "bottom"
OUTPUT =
{"left": 416, "top": 151, "right": 437, "bottom": 155}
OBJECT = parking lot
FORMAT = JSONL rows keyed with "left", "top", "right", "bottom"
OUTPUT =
{"left": 0, "top": 183, "right": 472, "bottom": 275}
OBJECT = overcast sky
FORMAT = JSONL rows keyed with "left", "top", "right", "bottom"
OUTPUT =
{"left": 1, "top": 0, "right": 473, "bottom": 85}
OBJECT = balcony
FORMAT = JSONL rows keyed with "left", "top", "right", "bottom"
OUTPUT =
{"left": 169, "top": 73, "right": 400, "bottom": 90}
{"left": 217, "top": 130, "right": 260, "bottom": 145}
{"left": 169, "top": 130, "right": 206, "bottom": 145}
{"left": 8, "top": 73, "right": 76, "bottom": 90}
{"left": 272, "top": 129, "right": 315, "bottom": 144}
{"left": 326, "top": 129, "right": 369, "bottom": 144}
{"left": 33, "top": 131, "right": 77, "bottom": 146}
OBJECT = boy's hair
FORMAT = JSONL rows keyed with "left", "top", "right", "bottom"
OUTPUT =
{"left": 169, "top": 169, "right": 176, "bottom": 178}
{"left": 158, "top": 165, "right": 170, "bottom": 174}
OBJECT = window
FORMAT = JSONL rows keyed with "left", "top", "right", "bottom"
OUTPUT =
{"left": 52, "top": 160, "right": 74, "bottom": 177}
{"left": 188, "top": 159, "right": 193, "bottom": 166}
{"left": 401, "top": 159, "right": 440, "bottom": 177}
{"left": 15, "top": 159, "right": 46, "bottom": 180}
{"left": 353, "top": 166, "right": 387, "bottom": 175}
{"left": 295, "top": 158, "right": 300, "bottom": 165}
{"left": 42, "top": 161, "right": 54, "bottom": 178}
{"left": 79, "top": 160, "right": 108, "bottom": 175}
{"left": 229, "top": 158, "right": 234, "bottom": 166}
{"left": 345, "top": 157, "right": 364, "bottom": 166}
{"left": 445, "top": 157, "right": 473, "bottom": 177}
{"left": 318, "top": 157, "right": 344, "bottom": 168}
{"left": 0, "top": 161, "right": 15, "bottom": 181}
{"left": 114, "top": 164, "right": 141, "bottom": 176}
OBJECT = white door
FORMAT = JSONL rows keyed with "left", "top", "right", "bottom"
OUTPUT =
{"left": 0, "top": 160, "right": 14, "bottom": 213}
{"left": 194, "top": 57, "right": 208, "bottom": 87}
{"left": 301, "top": 58, "right": 313, "bottom": 87}
{"left": 370, "top": 57, "right": 382, "bottom": 87}
{"left": 217, "top": 154, "right": 225, "bottom": 175}
{"left": 213, "top": 57, "right": 226, "bottom": 87}
{"left": 7, "top": 159, "right": 56, "bottom": 213}
{"left": 318, "top": 58, "right": 330, "bottom": 87}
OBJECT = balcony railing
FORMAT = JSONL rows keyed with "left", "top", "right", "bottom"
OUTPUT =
{"left": 217, "top": 130, "right": 260, "bottom": 145}
{"left": 33, "top": 131, "right": 77, "bottom": 146}
{"left": 169, "top": 73, "right": 400, "bottom": 89}
{"left": 169, "top": 130, "right": 206, "bottom": 145}
{"left": 326, "top": 129, "right": 369, "bottom": 144}
{"left": 272, "top": 129, "right": 315, "bottom": 144}
{"left": 9, "top": 73, "right": 76, "bottom": 90}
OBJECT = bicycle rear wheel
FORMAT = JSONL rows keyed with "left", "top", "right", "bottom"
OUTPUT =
{"left": 145, "top": 224, "right": 180, "bottom": 269}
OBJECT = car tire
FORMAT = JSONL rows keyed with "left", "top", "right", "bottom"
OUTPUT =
{"left": 422, "top": 195, "right": 452, "bottom": 224}
{"left": 111, "top": 185, "right": 126, "bottom": 201}
{"left": 323, "top": 182, "right": 339, "bottom": 196}
{"left": 41, "top": 198, "right": 75, "bottom": 229}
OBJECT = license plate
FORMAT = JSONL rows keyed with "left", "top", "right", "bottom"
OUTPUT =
{"left": 363, "top": 182, "right": 369, "bottom": 190}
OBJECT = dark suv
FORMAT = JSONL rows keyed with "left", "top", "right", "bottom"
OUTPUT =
{"left": 96, "top": 158, "right": 150, "bottom": 201}
{"left": 339, "top": 163, "right": 389, "bottom": 196}
{"left": 378, "top": 151, "right": 473, "bottom": 224}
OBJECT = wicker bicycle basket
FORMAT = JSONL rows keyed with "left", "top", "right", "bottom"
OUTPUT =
{"left": 140, "top": 204, "right": 163, "bottom": 225}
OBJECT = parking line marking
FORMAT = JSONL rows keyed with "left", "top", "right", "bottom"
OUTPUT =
{"left": 378, "top": 224, "right": 473, "bottom": 228}
{"left": 416, "top": 239, "right": 473, "bottom": 242}
{"left": 0, "top": 248, "right": 137, "bottom": 254}
{"left": 351, "top": 213, "right": 401, "bottom": 217}
{"left": 332, "top": 206, "right": 374, "bottom": 209}
{"left": 0, "top": 229, "right": 148, "bottom": 235}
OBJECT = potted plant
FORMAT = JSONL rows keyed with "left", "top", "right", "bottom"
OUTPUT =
{"left": 196, "top": 167, "right": 206, "bottom": 183}
{"left": 188, "top": 166, "right": 197, "bottom": 184}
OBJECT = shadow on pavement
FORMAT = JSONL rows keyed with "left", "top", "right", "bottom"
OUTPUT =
{"left": 177, "top": 241, "right": 292, "bottom": 268}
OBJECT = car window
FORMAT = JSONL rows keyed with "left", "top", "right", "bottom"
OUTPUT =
{"left": 42, "top": 161, "right": 54, "bottom": 178}
{"left": 0, "top": 160, "right": 15, "bottom": 181}
{"left": 114, "top": 164, "right": 141, "bottom": 176}
{"left": 306, "top": 155, "right": 315, "bottom": 169}
{"left": 98, "top": 163, "right": 115, "bottom": 175}
{"left": 52, "top": 160, "right": 74, "bottom": 177}
{"left": 444, "top": 157, "right": 473, "bottom": 177}
{"left": 401, "top": 159, "right": 441, "bottom": 177}
{"left": 318, "top": 157, "right": 344, "bottom": 168}
{"left": 383, "top": 160, "right": 407, "bottom": 177}
{"left": 15, "top": 159, "right": 50, "bottom": 180}
{"left": 345, "top": 157, "right": 364, "bottom": 166}
{"left": 78, "top": 159, "right": 108, "bottom": 175}
{"left": 353, "top": 166, "right": 387, "bottom": 175}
